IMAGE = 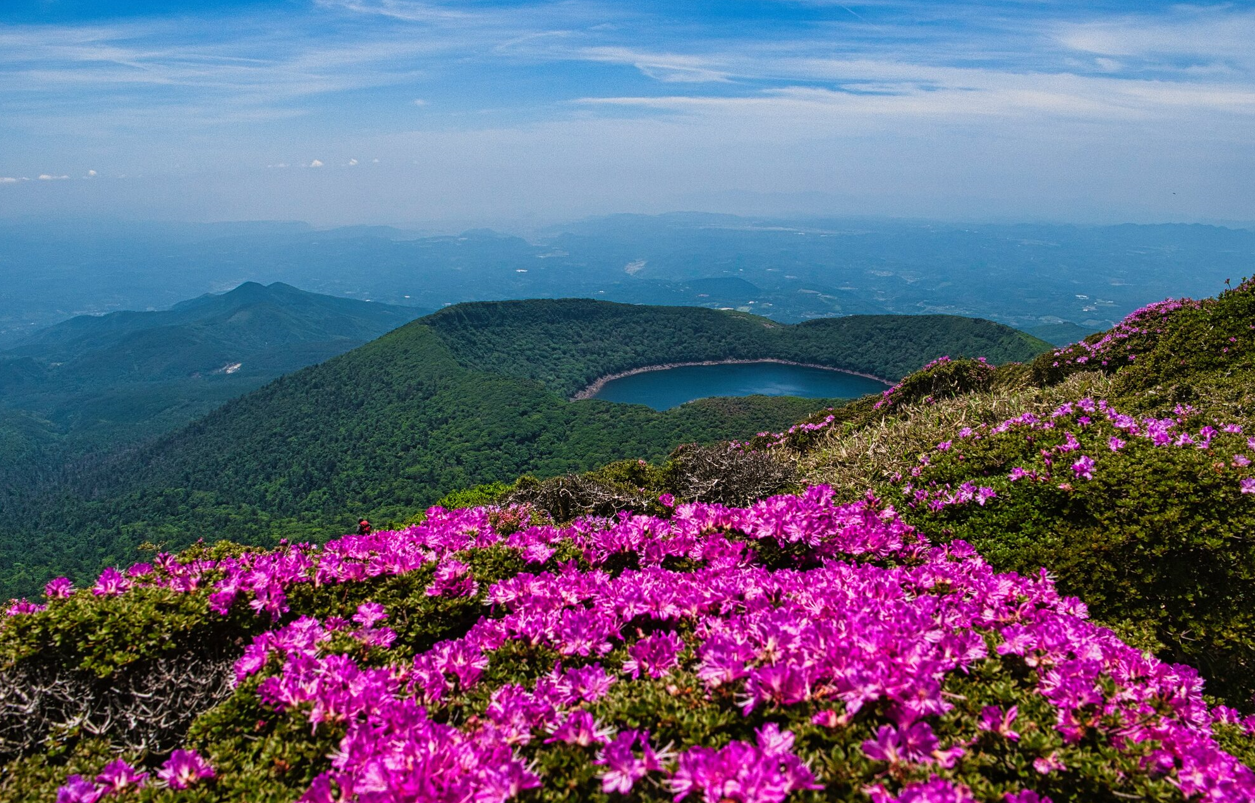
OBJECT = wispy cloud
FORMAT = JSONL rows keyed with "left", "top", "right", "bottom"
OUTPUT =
{"left": 0, "top": 1, "right": 1252, "bottom": 222}
{"left": 578, "top": 47, "right": 732, "bottom": 83}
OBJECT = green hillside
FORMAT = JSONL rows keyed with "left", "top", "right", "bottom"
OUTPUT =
{"left": 426, "top": 299, "right": 1049, "bottom": 396}
{"left": 0, "top": 301, "right": 1046, "bottom": 598}
{"left": 0, "top": 282, "right": 424, "bottom": 449}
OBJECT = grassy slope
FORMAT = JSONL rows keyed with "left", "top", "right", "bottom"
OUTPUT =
{"left": 784, "top": 283, "right": 1255, "bottom": 705}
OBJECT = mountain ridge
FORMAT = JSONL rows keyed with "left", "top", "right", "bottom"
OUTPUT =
{"left": 0, "top": 282, "right": 427, "bottom": 450}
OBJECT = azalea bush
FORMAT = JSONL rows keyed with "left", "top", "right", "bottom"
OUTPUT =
{"left": 890, "top": 396, "right": 1255, "bottom": 706}
{"left": 5, "top": 488, "right": 1254, "bottom": 802}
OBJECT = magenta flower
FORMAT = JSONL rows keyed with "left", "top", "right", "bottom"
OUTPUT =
{"left": 1108, "top": 436, "right": 1125, "bottom": 452}
{"left": 55, "top": 776, "right": 100, "bottom": 803}
{"left": 92, "top": 567, "right": 130, "bottom": 596}
{"left": 545, "top": 710, "right": 613, "bottom": 747}
{"left": 862, "top": 725, "right": 903, "bottom": 763}
{"left": 866, "top": 777, "right": 975, "bottom": 803}
{"left": 671, "top": 726, "right": 818, "bottom": 803}
{"left": 6, "top": 599, "right": 46, "bottom": 616}
{"left": 978, "top": 705, "right": 1020, "bottom": 741}
{"left": 595, "top": 729, "right": 666, "bottom": 794}
{"left": 352, "top": 601, "right": 387, "bottom": 628}
{"left": 96, "top": 759, "right": 148, "bottom": 793}
{"left": 1241, "top": 478, "right": 1255, "bottom": 495}
{"left": 44, "top": 577, "right": 74, "bottom": 599}
{"left": 1071, "top": 455, "right": 1095, "bottom": 480}
{"left": 426, "top": 557, "right": 479, "bottom": 598}
{"left": 623, "top": 631, "right": 685, "bottom": 679}
{"left": 1005, "top": 792, "right": 1052, "bottom": 803}
{"left": 553, "top": 663, "right": 617, "bottom": 705}
{"left": 157, "top": 749, "right": 215, "bottom": 789}
{"left": 863, "top": 722, "right": 939, "bottom": 765}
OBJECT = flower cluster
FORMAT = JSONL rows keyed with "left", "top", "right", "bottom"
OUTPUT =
{"left": 874, "top": 356, "right": 953, "bottom": 410}
{"left": 1050, "top": 298, "right": 1200, "bottom": 369}
{"left": 899, "top": 480, "right": 997, "bottom": 513}
{"left": 906, "top": 396, "right": 1255, "bottom": 497}
{"left": 36, "top": 481, "right": 1255, "bottom": 802}
{"left": 58, "top": 754, "right": 211, "bottom": 802}
{"left": 740, "top": 411, "right": 838, "bottom": 450}
{"left": 671, "top": 724, "right": 820, "bottom": 803}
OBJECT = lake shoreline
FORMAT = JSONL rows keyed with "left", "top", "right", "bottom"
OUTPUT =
{"left": 572, "top": 359, "right": 894, "bottom": 401}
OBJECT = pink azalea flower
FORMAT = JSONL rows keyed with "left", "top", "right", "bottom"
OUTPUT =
{"left": 96, "top": 760, "right": 148, "bottom": 793}
{"left": 44, "top": 577, "right": 74, "bottom": 599}
{"left": 157, "top": 749, "right": 214, "bottom": 790}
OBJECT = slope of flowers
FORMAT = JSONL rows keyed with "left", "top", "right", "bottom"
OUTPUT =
{"left": 10, "top": 488, "right": 1255, "bottom": 803}
{"left": 898, "top": 397, "right": 1255, "bottom": 504}
{"left": 846, "top": 380, "right": 1255, "bottom": 710}
{"left": 1048, "top": 299, "right": 1200, "bottom": 371}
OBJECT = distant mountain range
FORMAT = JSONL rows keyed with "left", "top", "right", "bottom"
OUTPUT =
{"left": 5, "top": 214, "right": 1255, "bottom": 344}
{"left": 0, "top": 281, "right": 424, "bottom": 448}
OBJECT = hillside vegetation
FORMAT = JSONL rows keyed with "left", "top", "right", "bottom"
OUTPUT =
{"left": 426, "top": 300, "right": 1046, "bottom": 396}
{"left": 2, "top": 282, "right": 1255, "bottom": 803}
{"left": 0, "top": 301, "right": 1044, "bottom": 599}
{"left": 0, "top": 282, "right": 423, "bottom": 450}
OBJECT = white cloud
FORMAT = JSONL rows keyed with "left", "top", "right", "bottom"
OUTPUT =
{"left": 348, "top": 158, "right": 358, "bottom": 165}
{"left": 1054, "top": 8, "right": 1255, "bottom": 64}
{"left": 87, "top": 169, "right": 97, "bottom": 177}
{"left": 308, "top": 159, "right": 324, "bottom": 168}
{"left": 579, "top": 47, "right": 732, "bottom": 84}
{"left": 0, "top": 177, "right": 20, "bottom": 183}
{"left": 37, "top": 174, "right": 69, "bottom": 180}
{"left": 413, "top": 98, "right": 428, "bottom": 107}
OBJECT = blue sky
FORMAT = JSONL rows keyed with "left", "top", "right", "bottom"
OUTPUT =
{"left": 1, "top": 1, "right": 1253, "bottom": 227}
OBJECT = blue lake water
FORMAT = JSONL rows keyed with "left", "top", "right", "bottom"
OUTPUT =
{"left": 590, "top": 362, "right": 890, "bottom": 410}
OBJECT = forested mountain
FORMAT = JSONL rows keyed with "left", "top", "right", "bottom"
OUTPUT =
{"left": 427, "top": 299, "right": 1047, "bottom": 396}
{"left": 7, "top": 281, "right": 417, "bottom": 366}
{"left": 0, "top": 300, "right": 1047, "bottom": 597}
{"left": 0, "top": 282, "right": 423, "bottom": 450}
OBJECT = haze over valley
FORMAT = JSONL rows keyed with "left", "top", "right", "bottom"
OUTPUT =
{"left": 5, "top": 214, "right": 1255, "bottom": 348}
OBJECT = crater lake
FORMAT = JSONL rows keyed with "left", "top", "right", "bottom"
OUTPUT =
{"left": 588, "top": 361, "right": 890, "bottom": 410}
